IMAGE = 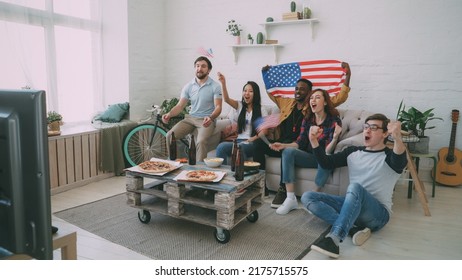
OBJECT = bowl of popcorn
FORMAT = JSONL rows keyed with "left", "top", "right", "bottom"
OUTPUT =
{"left": 204, "top": 157, "right": 224, "bottom": 168}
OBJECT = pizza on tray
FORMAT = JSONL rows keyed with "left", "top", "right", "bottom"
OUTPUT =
{"left": 138, "top": 160, "right": 174, "bottom": 173}
{"left": 185, "top": 170, "right": 218, "bottom": 182}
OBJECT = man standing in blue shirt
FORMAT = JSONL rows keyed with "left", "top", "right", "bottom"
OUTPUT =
{"left": 163, "top": 56, "right": 222, "bottom": 161}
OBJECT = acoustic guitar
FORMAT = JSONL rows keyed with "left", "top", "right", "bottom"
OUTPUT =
{"left": 434, "top": 109, "right": 462, "bottom": 186}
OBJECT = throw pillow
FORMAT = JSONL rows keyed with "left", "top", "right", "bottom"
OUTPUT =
{"left": 95, "top": 102, "right": 129, "bottom": 123}
{"left": 221, "top": 122, "right": 238, "bottom": 142}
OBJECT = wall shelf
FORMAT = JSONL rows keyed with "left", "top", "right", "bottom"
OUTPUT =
{"left": 231, "top": 44, "right": 283, "bottom": 64}
{"left": 260, "top": 18, "right": 319, "bottom": 40}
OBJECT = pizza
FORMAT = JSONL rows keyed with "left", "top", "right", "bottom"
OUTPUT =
{"left": 138, "top": 160, "right": 174, "bottom": 173}
{"left": 185, "top": 170, "right": 218, "bottom": 181}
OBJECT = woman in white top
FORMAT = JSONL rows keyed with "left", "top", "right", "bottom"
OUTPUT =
{"left": 216, "top": 72, "right": 267, "bottom": 164}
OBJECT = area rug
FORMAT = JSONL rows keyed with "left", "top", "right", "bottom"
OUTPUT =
{"left": 54, "top": 194, "right": 329, "bottom": 260}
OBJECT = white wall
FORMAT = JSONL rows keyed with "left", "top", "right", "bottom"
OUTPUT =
{"left": 127, "top": 0, "right": 165, "bottom": 120}
{"left": 101, "top": 0, "right": 129, "bottom": 107}
{"left": 126, "top": 0, "right": 462, "bottom": 165}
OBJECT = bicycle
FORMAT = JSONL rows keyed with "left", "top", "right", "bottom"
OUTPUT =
{"left": 122, "top": 105, "right": 189, "bottom": 167}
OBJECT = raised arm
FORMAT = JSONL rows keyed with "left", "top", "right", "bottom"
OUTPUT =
{"left": 325, "top": 122, "right": 342, "bottom": 154}
{"left": 217, "top": 72, "right": 238, "bottom": 110}
{"left": 330, "top": 62, "right": 351, "bottom": 107}
{"left": 388, "top": 120, "right": 406, "bottom": 155}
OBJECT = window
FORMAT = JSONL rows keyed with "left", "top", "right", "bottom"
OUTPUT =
{"left": 0, "top": 0, "right": 102, "bottom": 123}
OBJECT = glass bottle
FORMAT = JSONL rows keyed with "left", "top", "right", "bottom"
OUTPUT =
{"left": 230, "top": 139, "right": 238, "bottom": 171}
{"left": 234, "top": 146, "right": 244, "bottom": 181}
{"left": 188, "top": 134, "right": 196, "bottom": 165}
{"left": 169, "top": 132, "right": 177, "bottom": 160}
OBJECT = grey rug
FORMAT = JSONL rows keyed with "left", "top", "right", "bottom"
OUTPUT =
{"left": 55, "top": 194, "right": 329, "bottom": 260}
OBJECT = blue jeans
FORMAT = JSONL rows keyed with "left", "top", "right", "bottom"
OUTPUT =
{"left": 301, "top": 183, "right": 390, "bottom": 241}
{"left": 281, "top": 147, "right": 331, "bottom": 188}
{"left": 216, "top": 139, "right": 254, "bottom": 165}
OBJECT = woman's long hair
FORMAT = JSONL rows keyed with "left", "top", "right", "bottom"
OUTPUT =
{"left": 237, "top": 81, "right": 262, "bottom": 136}
{"left": 305, "top": 88, "right": 339, "bottom": 121}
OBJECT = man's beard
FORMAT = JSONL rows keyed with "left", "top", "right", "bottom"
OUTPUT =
{"left": 294, "top": 93, "right": 306, "bottom": 102}
{"left": 196, "top": 72, "right": 208, "bottom": 80}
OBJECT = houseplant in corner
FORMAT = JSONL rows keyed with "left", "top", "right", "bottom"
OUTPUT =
{"left": 47, "top": 110, "right": 63, "bottom": 135}
{"left": 396, "top": 100, "right": 443, "bottom": 154}
{"left": 226, "top": 19, "right": 243, "bottom": 45}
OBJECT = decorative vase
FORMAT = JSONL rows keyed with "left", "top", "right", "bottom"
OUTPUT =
{"left": 256, "top": 32, "right": 264, "bottom": 44}
{"left": 234, "top": 35, "right": 241, "bottom": 45}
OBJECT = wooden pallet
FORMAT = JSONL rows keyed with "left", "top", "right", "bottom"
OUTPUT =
{"left": 125, "top": 166, "right": 264, "bottom": 231}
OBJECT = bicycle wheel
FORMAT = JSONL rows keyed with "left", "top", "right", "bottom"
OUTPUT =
{"left": 122, "top": 124, "right": 169, "bottom": 166}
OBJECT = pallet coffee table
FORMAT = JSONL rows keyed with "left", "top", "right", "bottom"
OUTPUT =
{"left": 125, "top": 164, "right": 265, "bottom": 243}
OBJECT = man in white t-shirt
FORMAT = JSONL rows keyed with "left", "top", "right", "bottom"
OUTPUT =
{"left": 303, "top": 113, "right": 407, "bottom": 258}
{"left": 163, "top": 56, "right": 222, "bottom": 161}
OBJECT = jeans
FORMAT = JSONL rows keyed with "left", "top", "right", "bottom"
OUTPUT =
{"left": 216, "top": 139, "right": 254, "bottom": 165}
{"left": 301, "top": 183, "right": 390, "bottom": 241}
{"left": 281, "top": 147, "right": 331, "bottom": 188}
{"left": 252, "top": 138, "right": 282, "bottom": 170}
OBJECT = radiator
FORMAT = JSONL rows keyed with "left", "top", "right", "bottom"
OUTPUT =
{"left": 48, "top": 130, "right": 112, "bottom": 194}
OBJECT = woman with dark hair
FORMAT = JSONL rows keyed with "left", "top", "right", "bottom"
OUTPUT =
{"left": 215, "top": 72, "right": 268, "bottom": 164}
{"left": 270, "top": 89, "right": 342, "bottom": 215}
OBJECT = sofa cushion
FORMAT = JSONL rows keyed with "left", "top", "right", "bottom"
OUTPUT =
{"left": 338, "top": 109, "right": 372, "bottom": 140}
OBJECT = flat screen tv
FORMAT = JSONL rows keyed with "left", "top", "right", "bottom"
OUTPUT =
{"left": 0, "top": 89, "right": 52, "bottom": 260}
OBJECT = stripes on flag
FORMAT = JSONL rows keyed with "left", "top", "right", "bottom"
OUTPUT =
{"left": 262, "top": 59, "right": 347, "bottom": 98}
{"left": 253, "top": 114, "right": 281, "bottom": 133}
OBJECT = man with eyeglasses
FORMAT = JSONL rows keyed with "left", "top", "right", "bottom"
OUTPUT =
{"left": 302, "top": 113, "right": 407, "bottom": 258}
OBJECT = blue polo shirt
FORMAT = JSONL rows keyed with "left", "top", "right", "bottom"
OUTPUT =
{"left": 180, "top": 77, "right": 222, "bottom": 117}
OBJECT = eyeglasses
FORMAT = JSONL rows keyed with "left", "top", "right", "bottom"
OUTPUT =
{"left": 363, "top": 123, "right": 383, "bottom": 131}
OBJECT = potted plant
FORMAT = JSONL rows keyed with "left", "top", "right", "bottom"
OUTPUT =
{"left": 396, "top": 100, "right": 443, "bottom": 153}
{"left": 226, "top": 19, "right": 243, "bottom": 44}
{"left": 247, "top": 34, "right": 254, "bottom": 44}
{"left": 47, "top": 111, "right": 63, "bottom": 133}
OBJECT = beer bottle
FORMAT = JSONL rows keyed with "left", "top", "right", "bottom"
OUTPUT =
{"left": 230, "top": 139, "right": 238, "bottom": 171}
{"left": 188, "top": 134, "right": 196, "bottom": 165}
{"left": 169, "top": 132, "right": 177, "bottom": 160}
{"left": 234, "top": 146, "right": 244, "bottom": 181}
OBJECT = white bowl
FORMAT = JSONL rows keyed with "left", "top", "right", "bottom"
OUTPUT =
{"left": 204, "top": 157, "right": 224, "bottom": 168}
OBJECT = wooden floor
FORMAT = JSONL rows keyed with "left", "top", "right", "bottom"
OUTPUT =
{"left": 51, "top": 175, "right": 462, "bottom": 260}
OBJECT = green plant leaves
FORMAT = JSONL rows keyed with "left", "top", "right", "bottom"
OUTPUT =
{"left": 396, "top": 100, "right": 443, "bottom": 137}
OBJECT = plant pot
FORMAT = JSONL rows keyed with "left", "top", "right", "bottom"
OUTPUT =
{"left": 234, "top": 35, "right": 241, "bottom": 45}
{"left": 48, "top": 121, "right": 61, "bottom": 132}
{"left": 408, "top": 136, "right": 429, "bottom": 154}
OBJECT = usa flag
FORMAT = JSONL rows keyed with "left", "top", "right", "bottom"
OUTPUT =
{"left": 262, "top": 60, "right": 347, "bottom": 98}
{"left": 254, "top": 114, "right": 281, "bottom": 133}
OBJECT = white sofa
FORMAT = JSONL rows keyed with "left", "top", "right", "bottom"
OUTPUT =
{"left": 205, "top": 105, "right": 375, "bottom": 197}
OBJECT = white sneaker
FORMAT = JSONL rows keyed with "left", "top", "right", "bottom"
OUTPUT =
{"left": 276, "top": 197, "right": 298, "bottom": 215}
{"left": 352, "top": 227, "right": 371, "bottom": 246}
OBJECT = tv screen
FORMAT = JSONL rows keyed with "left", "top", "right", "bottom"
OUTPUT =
{"left": 0, "top": 89, "right": 52, "bottom": 260}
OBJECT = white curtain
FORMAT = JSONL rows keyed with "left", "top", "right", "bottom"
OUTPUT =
{"left": 0, "top": 0, "right": 103, "bottom": 123}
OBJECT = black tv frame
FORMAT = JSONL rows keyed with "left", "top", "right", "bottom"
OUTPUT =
{"left": 0, "top": 89, "right": 53, "bottom": 260}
